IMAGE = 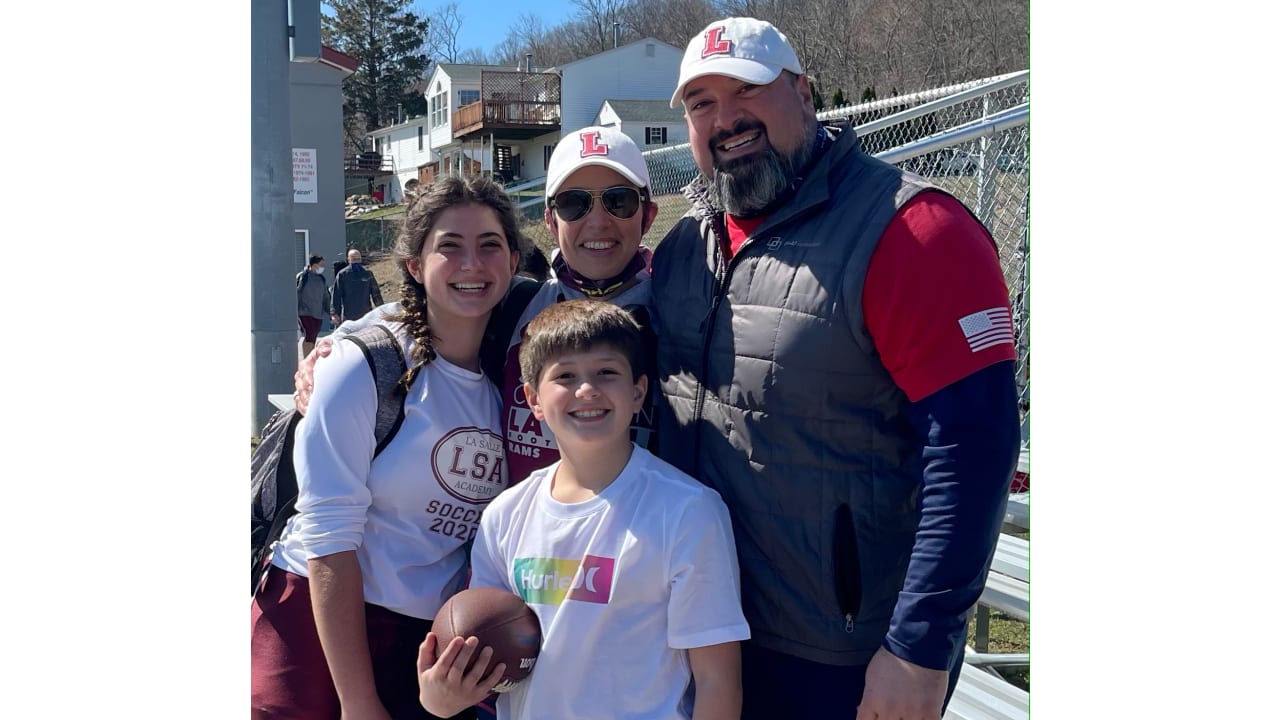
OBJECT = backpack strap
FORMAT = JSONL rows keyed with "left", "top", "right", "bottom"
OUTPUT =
{"left": 251, "top": 323, "right": 409, "bottom": 596}
{"left": 344, "top": 323, "right": 409, "bottom": 457}
{"left": 480, "top": 276, "right": 543, "bottom": 386}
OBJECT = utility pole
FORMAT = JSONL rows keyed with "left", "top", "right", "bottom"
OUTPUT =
{"left": 250, "top": 0, "right": 297, "bottom": 434}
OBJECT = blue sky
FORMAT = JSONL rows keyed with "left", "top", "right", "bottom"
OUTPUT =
{"left": 414, "top": 0, "right": 582, "bottom": 58}
{"left": 320, "top": 1, "right": 584, "bottom": 58}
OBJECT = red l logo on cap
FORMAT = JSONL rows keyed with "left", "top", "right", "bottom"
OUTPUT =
{"left": 579, "top": 131, "right": 608, "bottom": 157}
{"left": 701, "top": 26, "right": 732, "bottom": 58}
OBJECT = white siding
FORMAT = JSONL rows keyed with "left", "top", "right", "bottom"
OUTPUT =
{"left": 597, "top": 102, "right": 622, "bottom": 128}
{"left": 595, "top": 101, "right": 688, "bottom": 151}
{"left": 425, "top": 68, "right": 456, "bottom": 150}
{"left": 559, "top": 41, "right": 682, "bottom": 138}
{"left": 516, "top": 131, "right": 561, "bottom": 181}
{"left": 369, "top": 118, "right": 434, "bottom": 202}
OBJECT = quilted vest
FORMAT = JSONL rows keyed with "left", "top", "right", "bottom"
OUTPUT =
{"left": 651, "top": 124, "right": 940, "bottom": 665}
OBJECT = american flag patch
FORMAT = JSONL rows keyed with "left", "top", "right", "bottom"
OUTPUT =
{"left": 958, "top": 308, "right": 1014, "bottom": 352}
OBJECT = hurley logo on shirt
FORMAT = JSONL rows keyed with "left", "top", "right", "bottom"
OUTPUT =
{"left": 513, "top": 555, "right": 615, "bottom": 606}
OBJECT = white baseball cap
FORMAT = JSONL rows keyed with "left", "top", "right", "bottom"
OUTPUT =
{"left": 545, "top": 126, "right": 651, "bottom": 198}
{"left": 669, "top": 17, "right": 803, "bottom": 109}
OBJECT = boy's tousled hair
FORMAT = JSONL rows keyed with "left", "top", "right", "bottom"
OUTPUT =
{"left": 519, "top": 300, "right": 645, "bottom": 385}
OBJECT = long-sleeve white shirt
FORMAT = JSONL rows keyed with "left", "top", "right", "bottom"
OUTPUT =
{"left": 271, "top": 323, "right": 508, "bottom": 620}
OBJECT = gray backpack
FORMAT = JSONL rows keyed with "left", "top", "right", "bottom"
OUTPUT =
{"left": 249, "top": 324, "right": 407, "bottom": 595}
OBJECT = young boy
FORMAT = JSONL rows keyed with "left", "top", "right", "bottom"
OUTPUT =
{"left": 417, "top": 300, "right": 750, "bottom": 720}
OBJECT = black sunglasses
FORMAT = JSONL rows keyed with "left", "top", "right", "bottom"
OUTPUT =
{"left": 550, "top": 186, "right": 646, "bottom": 223}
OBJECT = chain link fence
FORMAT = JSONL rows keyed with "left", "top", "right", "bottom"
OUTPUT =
{"left": 344, "top": 214, "right": 402, "bottom": 257}
{"left": 637, "top": 71, "right": 1031, "bottom": 421}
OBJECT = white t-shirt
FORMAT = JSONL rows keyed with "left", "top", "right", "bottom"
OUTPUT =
{"left": 470, "top": 445, "right": 750, "bottom": 720}
{"left": 271, "top": 323, "right": 508, "bottom": 620}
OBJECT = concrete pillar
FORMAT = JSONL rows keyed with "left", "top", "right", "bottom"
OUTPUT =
{"left": 250, "top": 0, "right": 297, "bottom": 433}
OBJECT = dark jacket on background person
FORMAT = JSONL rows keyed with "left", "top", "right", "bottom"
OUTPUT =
{"left": 330, "top": 263, "right": 383, "bottom": 321}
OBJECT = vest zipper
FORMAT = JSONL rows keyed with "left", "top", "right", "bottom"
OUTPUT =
{"left": 833, "top": 503, "right": 862, "bottom": 633}
{"left": 690, "top": 215, "right": 734, "bottom": 476}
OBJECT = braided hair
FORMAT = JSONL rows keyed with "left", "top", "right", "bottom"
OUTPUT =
{"left": 387, "top": 175, "right": 522, "bottom": 392}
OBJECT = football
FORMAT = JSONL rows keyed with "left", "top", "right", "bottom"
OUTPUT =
{"left": 433, "top": 587, "right": 542, "bottom": 692}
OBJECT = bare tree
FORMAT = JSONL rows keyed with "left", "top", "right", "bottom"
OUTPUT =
{"left": 503, "top": 13, "right": 553, "bottom": 66}
{"left": 482, "top": 0, "right": 1027, "bottom": 105}
{"left": 458, "top": 47, "right": 492, "bottom": 64}
{"left": 572, "top": 0, "right": 629, "bottom": 51}
{"left": 618, "top": 0, "right": 717, "bottom": 47}
{"left": 426, "top": 2, "right": 464, "bottom": 62}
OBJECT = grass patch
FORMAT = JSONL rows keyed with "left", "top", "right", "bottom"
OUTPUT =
{"left": 349, "top": 204, "right": 407, "bottom": 221}
{"left": 967, "top": 611, "right": 1029, "bottom": 691}
{"left": 966, "top": 526, "right": 1030, "bottom": 691}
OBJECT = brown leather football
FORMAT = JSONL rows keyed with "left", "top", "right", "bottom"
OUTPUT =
{"left": 433, "top": 587, "right": 542, "bottom": 692}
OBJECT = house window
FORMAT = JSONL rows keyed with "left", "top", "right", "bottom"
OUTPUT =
{"left": 430, "top": 93, "right": 449, "bottom": 129}
{"left": 645, "top": 127, "right": 667, "bottom": 145}
{"left": 646, "top": 43, "right": 655, "bottom": 57}
{"left": 418, "top": 126, "right": 424, "bottom": 151}
{"left": 458, "top": 89, "right": 479, "bottom": 106}
{"left": 544, "top": 145, "right": 554, "bottom": 170}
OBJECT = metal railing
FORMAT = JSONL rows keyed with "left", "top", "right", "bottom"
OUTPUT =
{"left": 343, "top": 152, "right": 393, "bottom": 173}
{"left": 452, "top": 99, "right": 561, "bottom": 132}
{"left": 451, "top": 70, "right": 562, "bottom": 136}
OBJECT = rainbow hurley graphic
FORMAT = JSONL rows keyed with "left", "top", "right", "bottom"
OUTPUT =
{"left": 513, "top": 555, "right": 615, "bottom": 606}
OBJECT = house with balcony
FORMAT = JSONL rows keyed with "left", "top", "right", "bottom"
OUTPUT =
{"left": 426, "top": 61, "right": 562, "bottom": 186}
{"left": 365, "top": 38, "right": 683, "bottom": 206}
{"left": 342, "top": 133, "right": 396, "bottom": 200}
{"left": 362, "top": 115, "right": 430, "bottom": 203}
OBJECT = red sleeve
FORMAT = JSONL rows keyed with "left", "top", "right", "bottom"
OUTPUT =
{"left": 862, "top": 192, "right": 1016, "bottom": 402}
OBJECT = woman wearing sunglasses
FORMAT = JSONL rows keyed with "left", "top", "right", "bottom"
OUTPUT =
{"left": 491, "top": 125, "right": 663, "bottom": 484}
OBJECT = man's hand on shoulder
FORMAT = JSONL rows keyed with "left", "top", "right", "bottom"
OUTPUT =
{"left": 856, "top": 646, "right": 949, "bottom": 720}
{"left": 293, "top": 338, "right": 334, "bottom": 414}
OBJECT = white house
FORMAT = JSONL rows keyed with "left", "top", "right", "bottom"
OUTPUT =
{"left": 556, "top": 39, "right": 683, "bottom": 136}
{"left": 419, "top": 62, "right": 561, "bottom": 186}
{"left": 363, "top": 38, "right": 685, "bottom": 202}
{"left": 364, "top": 114, "right": 431, "bottom": 203}
{"left": 594, "top": 99, "right": 688, "bottom": 149}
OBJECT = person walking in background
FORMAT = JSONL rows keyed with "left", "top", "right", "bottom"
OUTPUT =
{"left": 653, "top": 17, "right": 1021, "bottom": 720}
{"left": 296, "top": 254, "right": 330, "bottom": 359}
{"left": 251, "top": 175, "right": 522, "bottom": 719}
{"left": 330, "top": 248, "right": 383, "bottom": 326}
